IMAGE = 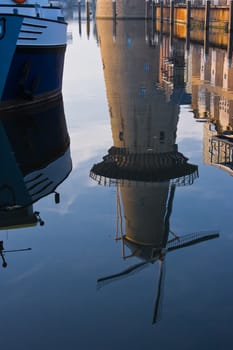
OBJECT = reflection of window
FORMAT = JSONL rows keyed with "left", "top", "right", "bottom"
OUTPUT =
{"left": 160, "top": 131, "right": 165, "bottom": 143}
{"left": 119, "top": 131, "right": 124, "bottom": 141}
{"left": 139, "top": 87, "right": 146, "bottom": 97}
{"left": 127, "top": 38, "right": 132, "bottom": 47}
{"left": 209, "top": 123, "right": 216, "bottom": 132}
{"left": 144, "top": 63, "right": 150, "bottom": 72}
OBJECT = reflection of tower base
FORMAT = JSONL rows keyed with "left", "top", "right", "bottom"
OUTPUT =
{"left": 90, "top": 146, "right": 199, "bottom": 186}
{"left": 123, "top": 234, "right": 163, "bottom": 261}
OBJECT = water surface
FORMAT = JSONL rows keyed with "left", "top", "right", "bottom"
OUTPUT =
{"left": 0, "top": 18, "right": 233, "bottom": 349}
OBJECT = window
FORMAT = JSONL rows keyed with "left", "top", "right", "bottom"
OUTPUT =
{"left": 139, "top": 87, "right": 146, "bottom": 97}
{"left": 127, "top": 38, "right": 132, "bottom": 48}
{"left": 160, "top": 131, "right": 165, "bottom": 143}
{"left": 144, "top": 63, "right": 150, "bottom": 72}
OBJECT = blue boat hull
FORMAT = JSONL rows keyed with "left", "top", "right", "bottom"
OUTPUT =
{"left": 1, "top": 94, "right": 70, "bottom": 175}
{"left": 1, "top": 45, "right": 66, "bottom": 107}
{"left": 0, "top": 15, "right": 23, "bottom": 100}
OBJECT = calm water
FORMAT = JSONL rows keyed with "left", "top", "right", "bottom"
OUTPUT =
{"left": 1, "top": 17, "right": 233, "bottom": 349}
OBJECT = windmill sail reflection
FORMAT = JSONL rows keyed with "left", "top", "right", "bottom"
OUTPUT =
{"left": 90, "top": 20, "right": 219, "bottom": 324}
{"left": 97, "top": 181, "right": 219, "bottom": 324}
{"left": 0, "top": 94, "right": 72, "bottom": 266}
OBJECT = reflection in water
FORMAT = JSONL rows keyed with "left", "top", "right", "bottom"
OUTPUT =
{"left": 0, "top": 240, "right": 31, "bottom": 269}
{"left": 190, "top": 45, "right": 233, "bottom": 176}
{"left": 90, "top": 20, "right": 219, "bottom": 323}
{"left": 0, "top": 94, "right": 72, "bottom": 267}
{"left": 91, "top": 20, "right": 197, "bottom": 184}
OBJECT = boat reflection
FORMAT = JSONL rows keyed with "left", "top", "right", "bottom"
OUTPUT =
{"left": 0, "top": 94, "right": 72, "bottom": 267}
{"left": 90, "top": 19, "right": 219, "bottom": 323}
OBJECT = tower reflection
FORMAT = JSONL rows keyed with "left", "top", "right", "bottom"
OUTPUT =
{"left": 90, "top": 20, "right": 219, "bottom": 323}
{"left": 0, "top": 94, "right": 72, "bottom": 267}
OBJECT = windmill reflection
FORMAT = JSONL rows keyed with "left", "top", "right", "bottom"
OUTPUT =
{"left": 90, "top": 19, "right": 219, "bottom": 323}
{"left": 96, "top": 179, "right": 219, "bottom": 323}
{"left": 94, "top": 180, "right": 219, "bottom": 324}
{"left": 0, "top": 94, "right": 72, "bottom": 267}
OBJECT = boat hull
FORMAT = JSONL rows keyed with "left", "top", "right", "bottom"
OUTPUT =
{"left": 0, "top": 15, "right": 22, "bottom": 100}
{"left": 0, "top": 93, "right": 72, "bottom": 228}
{"left": 1, "top": 45, "right": 66, "bottom": 107}
{"left": 0, "top": 93, "right": 72, "bottom": 204}
{"left": 0, "top": 12, "right": 67, "bottom": 108}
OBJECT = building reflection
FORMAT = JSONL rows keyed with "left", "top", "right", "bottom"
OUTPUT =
{"left": 90, "top": 20, "right": 219, "bottom": 323}
{"left": 188, "top": 45, "right": 233, "bottom": 175}
{"left": 0, "top": 94, "right": 72, "bottom": 267}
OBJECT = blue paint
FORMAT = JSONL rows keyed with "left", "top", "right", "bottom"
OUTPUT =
{"left": 0, "top": 121, "right": 32, "bottom": 208}
{"left": 2, "top": 46, "right": 66, "bottom": 102}
{"left": 1, "top": 94, "right": 69, "bottom": 175}
{"left": 0, "top": 15, "right": 23, "bottom": 99}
